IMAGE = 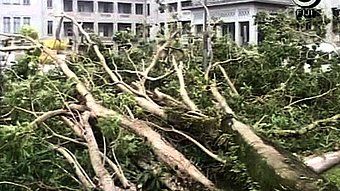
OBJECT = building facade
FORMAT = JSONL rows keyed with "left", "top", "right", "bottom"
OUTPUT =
{"left": 0, "top": 0, "right": 296, "bottom": 45}
{"left": 41, "top": 0, "right": 161, "bottom": 43}
{"left": 184, "top": 0, "right": 292, "bottom": 45}
{"left": 0, "top": 0, "right": 44, "bottom": 35}
{"left": 315, "top": 0, "right": 340, "bottom": 45}
{"left": 0, "top": 0, "right": 45, "bottom": 66}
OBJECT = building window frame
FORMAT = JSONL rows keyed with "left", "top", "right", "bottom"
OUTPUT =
{"left": 239, "top": 21, "right": 249, "bottom": 45}
{"left": 98, "top": 2, "right": 113, "bottom": 13}
{"left": 63, "top": 0, "right": 73, "bottom": 12}
{"left": 47, "top": 0, "right": 53, "bottom": 8}
{"left": 13, "top": 17, "right": 21, "bottom": 33}
{"left": 78, "top": 1, "right": 94, "bottom": 13}
{"left": 135, "top": 4, "right": 143, "bottom": 15}
{"left": 118, "top": 3, "right": 132, "bottom": 14}
{"left": 47, "top": 21, "right": 53, "bottom": 36}
{"left": 12, "top": 0, "right": 20, "bottom": 5}
{"left": 23, "top": 17, "right": 31, "bottom": 25}
{"left": 2, "top": 0, "right": 10, "bottom": 4}
{"left": 23, "top": 0, "right": 30, "bottom": 5}
{"left": 3, "top": 17, "right": 11, "bottom": 33}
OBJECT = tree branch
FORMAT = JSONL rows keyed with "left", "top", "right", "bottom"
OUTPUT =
{"left": 50, "top": 144, "right": 96, "bottom": 190}
{"left": 81, "top": 111, "right": 116, "bottom": 191}
{"left": 172, "top": 56, "right": 198, "bottom": 111}
{"left": 304, "top": 150, "right": 340, "bottom": 173}
{"left": 30, "top": 109, "right": 70, "bottom": 126}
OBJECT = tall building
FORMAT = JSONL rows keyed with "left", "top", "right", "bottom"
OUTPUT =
{"left": 41, "top": 0, "right": 160, "bottom": 43}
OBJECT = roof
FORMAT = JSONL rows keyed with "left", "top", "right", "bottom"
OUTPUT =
{"left": 183, "top": 0, "right": 293, "bottom": 9}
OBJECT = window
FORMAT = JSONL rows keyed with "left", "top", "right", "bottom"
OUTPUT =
{"left": 196, "top": 24, "right": 203, "bottom": 34}
{"left": 118, "top": 3, "right": 131, "bottom": 14}
{"left": 136, "top": 23, "right": 143, "bottom": 37}
{"left": 2, "top": 0, "right": 10, "bottom": 4}
{"left": 117, "top": 23, "right": 131, "bottom": 31}
{"left": 147, "top": 4, "right": 150, "bottom": 16}
{"left": 181, "top": 1, "right": 192, "bottom": 8}
{"left": 23, "top": 0, "right": 30, "bottom": 5}
{"left": 63, "top": 22, "right": 73, "bottom": 36}
{"left": 98, "top": 2, "right": 113, "bottom": 13}
{"left": 3, "top": 17, "right": 10, "bottom": 33}
{"left": 240, "top": 21, "right": 249, "bottom": 45}
{"left": 222, "top": 22, "right": 235, "bottom": 41}
{"left": 332, "top": 8, "right": 339, "bottom": 33}
{"left": 82, "top": 22, "right": 94, "bottom": 32}
{"left": 181, "top": 21, "right": 190, "bottom": 34}
{"left": 47, "top": 0, "right": 52, "bottom": 8}
{"left": 63, "top": 0, "right": 73, "bottom": 11}
{"left": 12, "top": 0, "right": 20, "bottom": 4}
{"left": 168, "top": 3, "right": 177, "bottom": 12}
{"left": 135, "top": 4, "right": 143, "bottom": 15}
{"left": 78, "top": 1, "right": 94, "bottom": 12}
{"left": 159, "top": 22, "right": 165, "bottom": 35}
{"left": 47, "top": 21, "right": 53, "bottom": 35}
{"left": 98, "top": 23, "right": 113, "bottom": 37}
{"left": 23, "top": 17, "right": 30, "bottom": 25}
{"left": 13, "top": 17, "right": 21, "bottom": 33}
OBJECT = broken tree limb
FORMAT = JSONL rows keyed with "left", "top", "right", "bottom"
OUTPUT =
{"left": 267, "top": 114, "right": 340, "bottom": 136}
{"left": 211, "top": 82, "right": 337, "bottom": 190}
{"left": 0, "top": 45, "right": 38, "bottom": 52}
{"left": 149, "top": 122, "right": 227, "bottom": 164}
{"left": 218, "top": 65, "right": 239, "bottom": 96}
{"left": 61, "top": 116, "right": 132, "bottom": 189}
{"left": 30, "top": 109, "right": 69, "bottom": 126}
{"left": 172, "top": 56, "right": 198, "bottom": 111}
{"left": 51, "top": 53, "right": 216, "bottom": 189}
{"left": 81, "top": 111, "right": 116, "bottom": 191}
{"left": 50, "top": 144, "right": 95, "bottom": 190}
{"left": 304, "top": 151, "right": 340, "bottom": 174}
{"left": 58, "top": 14, "right": 166, "bottom": 118}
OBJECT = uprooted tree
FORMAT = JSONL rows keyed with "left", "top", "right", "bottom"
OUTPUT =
{"left": 0, "top": 11, "right": 339, "bottom": 191}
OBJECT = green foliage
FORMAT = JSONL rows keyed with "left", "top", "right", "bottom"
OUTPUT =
{"left": 20, "top": 25, "right": 39, "bottom": 40}
{"left": 0, "top": 11, "right": 339, "bottom": 190}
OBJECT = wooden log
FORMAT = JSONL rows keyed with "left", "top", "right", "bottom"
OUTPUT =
{"left": 222, "top": 118, "right": 338, "bottom": 191}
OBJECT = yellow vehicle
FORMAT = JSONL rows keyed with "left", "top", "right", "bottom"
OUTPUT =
{"left": 39, "top": 38, "right": 70, "bottom": 64}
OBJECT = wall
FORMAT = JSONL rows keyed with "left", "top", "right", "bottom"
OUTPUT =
{"left": 316, "top": 0, "right": 340, "bottom": 44}
{"left": 0, "top": 0, "right": 43, "bottom": 35}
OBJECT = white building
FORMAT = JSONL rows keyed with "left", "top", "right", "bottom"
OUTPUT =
{"left": 184, "top": 0, "right": 292, "bottom": 45}
{"left": 315, "top": 0, "right": 340, "bottom": 45}
{"left": 0, "top": 0, "right": 44, "bottom": 66}
{"left": 0, "top": 0, "right": 43, "bottom": 35}
{"left": 41, "top": 0, "right": 162, "bottom": 43}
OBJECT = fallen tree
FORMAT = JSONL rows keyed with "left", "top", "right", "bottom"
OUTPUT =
{"left": 0, "top": 12, "right": 339, "bottom": 190}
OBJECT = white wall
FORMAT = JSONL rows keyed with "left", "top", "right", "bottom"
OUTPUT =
{"left": 191, "top": 4, "right": 257, "bottom": 45}
{"left": 0, "top": 0, "right": 43, "bottom": 36}
{"left": 316, "top": 0, "right": 340, "bottom": 44}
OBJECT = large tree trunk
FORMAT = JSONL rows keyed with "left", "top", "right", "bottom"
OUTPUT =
{"left": 225, "top": 119, "right": 337, "bottom": 191}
